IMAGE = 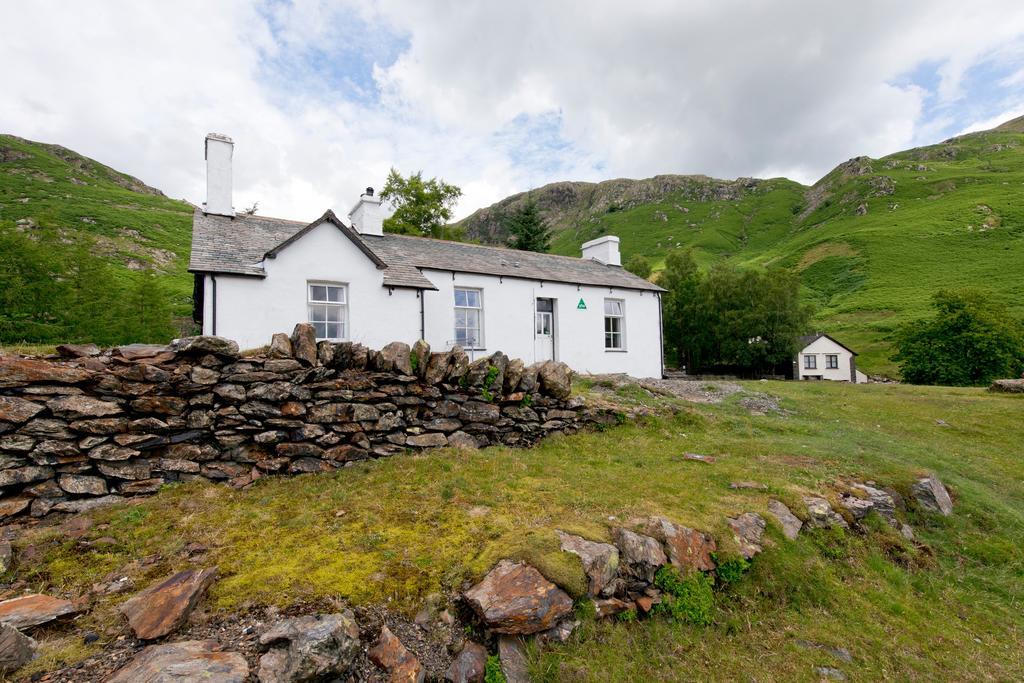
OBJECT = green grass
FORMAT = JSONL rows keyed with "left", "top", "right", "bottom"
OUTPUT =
{"left": 10, "top": 380, "right": 1024, "bottom": 680}
{"left": 460, "top": 128, "right": 1024, "bottom": 377}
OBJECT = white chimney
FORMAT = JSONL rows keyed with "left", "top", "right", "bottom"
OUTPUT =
{"left": 204, "top": 133, "right": 234, "bottom": 217}
{"left": 348, "top": 187, "right": 383, "bottom": 236}
{"left": 581, "top": 235, "right": 621, "bottom": 266}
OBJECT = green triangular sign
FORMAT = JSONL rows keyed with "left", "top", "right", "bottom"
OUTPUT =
{"left": 577, "top": 298, "right": 587, "bottom": 310}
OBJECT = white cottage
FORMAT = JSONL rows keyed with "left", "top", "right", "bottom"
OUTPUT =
{"left": 795, "top": 333, "right": 866, "bottom": 383}
{"left": 188, "top": 134, "right": 665, "bottom": 377}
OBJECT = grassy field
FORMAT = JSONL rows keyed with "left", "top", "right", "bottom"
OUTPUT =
{"left": 9, "top": 379, "right": 1024, "bottom": 680}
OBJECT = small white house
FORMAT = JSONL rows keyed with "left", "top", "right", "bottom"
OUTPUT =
{"left": 188, "top": 134, "right": 665, "bottom": 377}
{"left": 795, "top": 333, "right": 866, "bottom": 383}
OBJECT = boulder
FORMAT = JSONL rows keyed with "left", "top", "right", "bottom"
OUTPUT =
{"left": 410, "top": 340, "right": 431, "bottom": 378}
{"left": 635, "top": 516, "right": 716, "bottom": 572}
{"left": 367, "top": 625, "right": 425, "bottom": 683}
{"left": 504, "top": 358, "right": 525, "bottom": 394}
{"left": 424, "top": 352, "right": 451, "bottom": 385}
{"left": 0, "top": 357, "right": 92, "bottom": 388}
{"left": 538, "top": 361, "right": 573, "bottom": 400}
{"left": 258, "top": 612, "right": 361, "bottom": 683}
{"left": 849, "top": 483, "right": 898, "bottom": 525}
{"left": 378, "top": 342, "right": 414, "bottom": 375}
{"left": 839, "top": 495, "right": 874, "bottom": 521}
{"left": 498, "top": 635, "right": 529, "bottom": 683}
{"left": 989, "top": 378, "right": 1024, "bottom": 393}
{"left": 269, "top": 333, "right": 294, "bottom": 359}
{"left": 912, "top": 475, "right": 953, "bottom": 515}
{"left": 803, "top": 496, "right": 849, "bottom": 529}
{"left": 108, "top": 640, "right": 248, "bottom": 683}
{"left": 56, "top": 343, "right": 101, "bottom": 358}
{"left": 119, "top": 567, "right": 217, "bottom": 640}
{"left": 463, "top": 560, "right": 573, "bottom": 634}
{"left": 0, "top": 396, "right": 44, "bottom": 424}
{"left": 556, "top": 530, "right": 619, "bottom": 596}
{"left": 0, "top": 623, "right": 37, "bottom": 674}
{"left": 169, "top": 336, "right": 240, "bottom": 358}
{"left": 613, "top": 527, "right": 667, "bottom": 583}
{"left": 0, "top": 594, "right": 76, "bottom": 629}
{"left": 290, "top": 323, "right": 318, "bottom": 367}
{"left": 47, "top": 395, "right": 122, "bottom": 419}
{"left": 57, "top": 474, "right": 108, "bottom": 496}
{"left": 728, "top": 512, "right": 766, "bottom": 559}
{"left": 446, "top": 641, "right": 487, "bottom": 683}
{"left": 767, "top": 499, "right": 802, "bottom": 540}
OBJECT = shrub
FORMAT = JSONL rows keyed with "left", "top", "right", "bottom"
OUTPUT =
{"left": 711, "top": 554, "right": 750, "bottom": 586}
{"left": 652, "top": 566, "right": 715, "bottom": 626}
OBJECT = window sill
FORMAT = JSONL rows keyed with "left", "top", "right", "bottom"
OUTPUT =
{"left": 605, "top": 349, "right": 628, "bottom": 353}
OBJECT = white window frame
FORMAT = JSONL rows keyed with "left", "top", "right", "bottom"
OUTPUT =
{"left": 804, "top": 354, "right": 817, "bottom": 370}
{"left": 825, "top": 354, "right": 839, "bottom": 369}
{"left": 604, "top": 298, "right": 626, "bottom": 351}
{"left": 454, "top": 287, "right": 484, "bottom": 349}
{"left": 307, "top": 281, "right": 348, "bottom": 341}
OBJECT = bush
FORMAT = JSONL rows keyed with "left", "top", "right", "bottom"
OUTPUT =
{"left": 652, "top": 566, "right": 715, "bottom": 626}
{"left": 484, "top": 655, "right": 506, "bottom": 683}
{"left": 624, "top": 254, "right": 652, "bottom": 279}
{"left": 712, "top": 554, "right": 750, "bottom": 585}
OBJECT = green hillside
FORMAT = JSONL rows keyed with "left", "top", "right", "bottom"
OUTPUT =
{"left": 457, "top": 127, "right": 1024, "bottom": 376}
{"left": 0, "top": 134, "right": 195, "bottom": 345}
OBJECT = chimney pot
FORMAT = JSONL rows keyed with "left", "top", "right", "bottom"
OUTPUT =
{"left": 365, "top": 187, "right": 374, "bottom": 196}
{"left": 349, "top": 185, "right": 384, "bottom": 236}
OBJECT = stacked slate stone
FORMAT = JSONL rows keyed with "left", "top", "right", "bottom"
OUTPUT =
{"left": 0, "top": 325, "right": 601, "bottom": 520}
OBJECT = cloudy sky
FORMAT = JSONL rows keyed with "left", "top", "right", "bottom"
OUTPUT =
{"left": 3, "top": 1, "right": 1024, "bottom": 221}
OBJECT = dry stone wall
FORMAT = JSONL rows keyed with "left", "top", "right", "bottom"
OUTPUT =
{"left": 0, "top": 325, "right": 610, "bottom": 520}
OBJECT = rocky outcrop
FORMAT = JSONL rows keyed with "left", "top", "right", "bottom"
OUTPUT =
{"left": 912, "top": 475, "right": 953, "bottom": 515}
{"left": 107, "top": 640, "right": 248, "bottom": 683}
{"left": 258, "top": 612, "right": 361, "bottom": 683}
{"left": 989, "top": 378, "right": 1024, "bottom": 393}
{"left": 463, "top": 560, "right": 573, "bottom": 635}
{"left": 118, "top": 567, "right": 217, "bottom": 640}
{"left": 804, "top": 497, "right": 849, "bottom": 529}
{"left": 613, "top": 528, "right": 667, "bottom": 584}
{"left": 0, "top": 334, "right": 594, "bottom": 517}
{"left": 728, "top": 512, "right": 766, "bottom": 559}
{"left": 556, "top": 530, "right": 619, "bottom": 596}
{"left": 767, "top": 499, "right": 802, "bottom": 540}
{"left": 634, "top": 516, "right": 716, "bottom": 572}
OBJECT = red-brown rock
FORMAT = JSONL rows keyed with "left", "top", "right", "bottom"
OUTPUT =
{"left": 0, "top": 357, "right": 92, "bottom": 388}
{"left": 0, "top": 594, "right": 76, "bottom": 629}
{"left": 0, "top": 396, "right": 44, "bottom": 424}
{"left": 47, "top": 395, "right": 122, "bottom": 419}
{"left": 463, "top": 560, "right": 573, "bottom": 635}
{"left": 635, "top": 516, "right": 717, "bottom": 572}
{"left": 119, "top": 567, "right": 217, "bottom": 639}
{"left": 107, "top": 639, "right": 248, "bottom": 683}
{"left": 445, "top": 642, "right": 487, "bottom": 683}
{"left": 368, "top": 625, "right": 424, "bottom": 682}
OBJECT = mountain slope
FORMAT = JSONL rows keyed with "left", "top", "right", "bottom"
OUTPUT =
{"left": 0, "top": 135, "right": 195, "bottom": 344}
{"left": 456, "top": 126, "right": 1024, "bottom": 375}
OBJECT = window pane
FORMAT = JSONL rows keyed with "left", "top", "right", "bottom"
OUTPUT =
{"left": 324, "top": 322, "right": 340, "bottom": 339}
{"left": 466, "top": 309, "right": 480, "bottom": 330}
{"left": 454, "top": 289, "right": 467, "bottom": 307}
{"left": 308, "top": 304, "right": 326, "bottom": 322}
{"left": 536, "top": 299, "right": 553, "bottom": 312}
{"left": 313, "top": 322, "right": 327, "bottom": 338}
{"left": 325, "top": 305, "right": 340, "bottom": 322}
{"left": 604, "top": 299, "right": 622, "bottom": 316}
{"left": 465, "top": 290, "right": 480, "bottom": 308}
{"left": 309, "top": 285, "right": 327, "bottom": 302}
{"left": 327, "top": 286, "right": 344, "bottom": 303}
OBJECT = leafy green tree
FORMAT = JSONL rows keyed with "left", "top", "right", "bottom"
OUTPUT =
{"left": 660, "top": 250, "right": 703, "bottom": 369}
{"left": 624, "top": 254, "right": 652, "bottom": 279}
{"left": 504, "top": 198, "right": 550, "bottom": 252}
{"left": 380, "top": 168, "right": 462, "bottom": 238}
{"left": 893, "top": 289, "right": 1024, "bottom": 386}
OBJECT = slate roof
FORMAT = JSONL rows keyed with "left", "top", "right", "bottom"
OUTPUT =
{"left": 797, "top": 333, "right": 857, "bottom": 355}
{"left": 189, "top": 208, "right": 664, "bottom": 292}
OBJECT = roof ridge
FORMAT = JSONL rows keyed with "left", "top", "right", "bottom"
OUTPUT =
{"left": 380, "top": 231, "right": 617, "bottom": 265}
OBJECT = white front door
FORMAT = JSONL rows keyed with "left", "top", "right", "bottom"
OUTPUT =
{"left": 534, "top": 298, "right": 554, "bottom": 362}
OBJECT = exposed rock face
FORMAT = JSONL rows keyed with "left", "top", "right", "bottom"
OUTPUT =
{"left": 767, "top": 499, "right": 803, "bottom": 540}
{"left": 169, "top": 335, "right": 240, "bottom": 358}
{"left": 290, "top": 323, "right": 318, "bottom": 367}
{"left": 804, "top": 497, "right": 849, "bottom": 529}
{"left": 119, "top": 567, "right": 217, "bottom": 640}
{"left": 849, "top": 483, "right": 898, "bottom": 525}
{"left": 107, "top": 640, "right": 249, "bottom": 683}
{"left": 556, "top": 530, "right": 619, "bottom": 596}
{"left": 613, "top": 528, "right": 667, "bottom": 583}
{"left": 728, "top": 512, "right": 766, "bottom": 559}
{"left": 463, "top": 560, "right": 573, "bottom": 635}
{"left": 367, "top": 624, "right": 425, "bottom": 683}
{"left": 0, "top": 594, "right": 76, "bottom": 629}
{"left": 445, "top": 641, "right": 487, "bottom": 683}
{"left": 912, "top": 475, "right": 953, "bottom": 515}
{"left": 635, "top": 516, "right": 716, "bottom": 572}
{"left": 0, "top": 623, "right": 37, "bottom": 673}
{"left": 258, "top": 612, "right": 361, "bottom": 683}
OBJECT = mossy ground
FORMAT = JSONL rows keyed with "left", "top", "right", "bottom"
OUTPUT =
{"left": 8, "top": 380, "right": 1024, "bottom": 680}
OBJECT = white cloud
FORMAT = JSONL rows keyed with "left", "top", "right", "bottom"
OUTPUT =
{"left": 2, "top": 0, "right": 1024, "bottom": 221}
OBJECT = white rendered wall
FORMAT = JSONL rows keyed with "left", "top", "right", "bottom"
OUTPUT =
{"left": 202, "top": 221, "right": 420, "bottom": 351}
{"left": 797, "top": 336, "right": 856, "bottom": 382}
{"left": 420, "top": 270, "right": 663, "bottom": 377}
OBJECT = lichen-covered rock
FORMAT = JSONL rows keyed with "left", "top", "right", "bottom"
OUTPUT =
{"left": 767, "top": 499, "right": 802, "bottom": 540}
{"left": 367, "top": 625, "right": 424, "bottom": 683}
{"left": 463, "top": 560, "right": 573, "bottom": 635}
{"left": 446, "top": 347, "right": 470, "bottom": 382}
{"left": 538, "top": 361, "right": 573, "bottom": 399}
{"left": 108, "top": 640, "right": 248, "bottom": 683}
{"left": 613, "top": 527, "right": 667, "bottom": 583}
{"left": 0, "top": 466, "right": 53, "bottom": 488}
{"left": 634, "top": 516, "right": 717, "bottom": 572}
{"left": 849, "top": 483, "right": 898, "bottom": 526}
{"left": 839, "top": 495, "right": 874, "bottom": 521}
{"left": 258, "top": 612, "right": 361, "bottom": 683}
{"left": 728, "top": 512, "right": 766, "bottom": 559}
{"left": 47, "top": 395, "right": 122, "bottom": 419}
{"left": 290, "top": 323, "right": 318, "bottom": 367}
{"left": 378, "top": 342, "right": 414, "bottom": 375}
{"left": 410, "top": 340, "right": 431, "bottom": 379}
{"left": 557, "top": 530, "right": 619, "bottom": 596}
{"left": 169, "top": 336, "right": 240, "bottom": 358}
{"left": 989, "top": 378, "right": 1024, "bottom": 393}
{"left": 0, "top": 396, "right": 44, "bottom": 424}
{"left": 119, "top": 567, "right": 217, "bottom": 640}
{"left": 912, "top": 475, "right": 953, "bottom": 515}
{"left": 57, "top": 474, "right": 107, "bottom": 496}
{"left": 504, "top": 358, "right": 525, "bottom": 394}
{"left": 804, "top": 496, "right": 849, "bottom": 529}
{"left": 269, "top": 333, "right": 293, "bottom": 359}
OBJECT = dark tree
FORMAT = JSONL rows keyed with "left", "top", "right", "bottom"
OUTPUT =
{"left": 624, "top": 254, "right": 652, "bottom": 279}
{"left": 505, "top": 198, "right": 550, "bottom": 252}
